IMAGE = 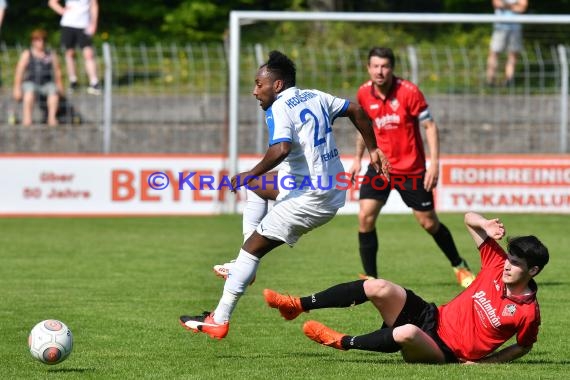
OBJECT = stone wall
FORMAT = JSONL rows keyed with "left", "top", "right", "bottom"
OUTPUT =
{"left": 1, "top": 93, "right": 567, "bottom": 154}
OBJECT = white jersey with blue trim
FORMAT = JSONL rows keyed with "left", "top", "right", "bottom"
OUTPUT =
{"left": 265, "top": 87, "right": 349, "bottom": 195}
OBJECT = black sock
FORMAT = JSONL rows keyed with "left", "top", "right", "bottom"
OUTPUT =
{"left": 432, "top": 223, "right": 462, "bottom": 267}
{"left": 359, "top": 230, "right": 378, "bottom": 278}
{"left": 300, "top": 280, "right": 367, "bottom": 311}
{"left": 340, "top": 327, "right": 401, "bottom": 352}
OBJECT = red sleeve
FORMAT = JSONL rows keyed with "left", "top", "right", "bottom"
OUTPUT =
{"left": 516, "top": 305, "right": 540, "bottom": 347}
{"left": 356, "top": 86, "right": 365, "bottom": 108}
{"left": 405, "top": 84, "right": 428, "bottom": 118}
{"left": 479, "top": 238, "right": 507, "bottom": 270}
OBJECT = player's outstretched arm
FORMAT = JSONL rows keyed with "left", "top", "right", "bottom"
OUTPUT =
{"left": 462, "top": 343, "right": 532, "bottom": 364}
{"left": 464, "top": 212, "right": 506, "bottom": 248}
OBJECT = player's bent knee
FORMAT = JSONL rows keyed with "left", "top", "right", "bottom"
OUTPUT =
{"left": 417, "top": 215, "right": 438, "bottom": 233}
{"left": 358, "top": 213, "right": 377, "bottom": 229}
{"left": 423, "top": 221, "right": 438, "bottom": 234}
{"left": 392, "top": 324, "right": 422, "bottom": 345}
{"left": 363, "top": 278, "right": 392, "bottom": 298}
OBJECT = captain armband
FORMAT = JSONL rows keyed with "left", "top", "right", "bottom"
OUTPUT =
{"left": 418, "top": 108, "right": 433, "bottom": 122}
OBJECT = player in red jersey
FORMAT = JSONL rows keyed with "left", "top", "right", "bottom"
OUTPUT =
{"left": 263, "top": 211, "right": 549, "bottom": 363}
{"left": 350, "top": 47, "right": 475, "bottom": 287}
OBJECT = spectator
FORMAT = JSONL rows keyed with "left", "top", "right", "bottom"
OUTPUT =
{"left": 48, "top": 0, "right": 101, "bottom": 95}
{"left": 486, "top": 0, "right": 528, "bottom": 86}
{"left": 13, "top": 28, "right": 64, "bottom": 127}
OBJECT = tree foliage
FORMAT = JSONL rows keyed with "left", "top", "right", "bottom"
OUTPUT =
{"left": 1, "top": 0, "right": 569, "bottom": 45}
{"left": 1, "top": 0, "right": 298, "bottom": 44}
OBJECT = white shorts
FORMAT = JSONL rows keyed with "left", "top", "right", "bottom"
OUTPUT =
{"left": 256, "top": 188, "right": 345, "bottom": 246}
{"left": 490, "top": 29, "right": 522, "bottom": 53}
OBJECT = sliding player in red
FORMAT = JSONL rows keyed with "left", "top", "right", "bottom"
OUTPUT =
{"left": 265, "top": 212, "right": 549, "bottom": 363}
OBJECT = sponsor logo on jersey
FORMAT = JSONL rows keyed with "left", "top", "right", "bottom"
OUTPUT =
{"left": 389, "top": 98, "right": 400, "bottom": 111}
{"left": 374, "top": 114, "right": 401, "bottom": 130}
{"left": 472, "top": 290, "right": 502, "bottom": 328}
{"left": 502, "top": 304, "right": 517, "bottom": 317}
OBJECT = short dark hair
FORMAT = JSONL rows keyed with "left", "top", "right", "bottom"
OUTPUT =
{"left": 368, "top": 47, "right": 395, "bottom": 69}
{"left": 262, "top": 50, "right": 296, "bottom": 88}
{"left": 507, "top": 235, "right": 549, "bottom": 275}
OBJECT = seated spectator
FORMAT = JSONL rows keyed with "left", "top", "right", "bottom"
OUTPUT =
{"left": 13, "top": 28, "right": 64, "bottom": 126}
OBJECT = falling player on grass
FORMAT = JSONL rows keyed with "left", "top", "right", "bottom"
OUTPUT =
{"left": 264, "top": 212, "right": 549, "bottom": 364}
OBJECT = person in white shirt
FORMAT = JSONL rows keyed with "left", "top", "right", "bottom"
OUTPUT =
{"left": 179, "top": 50, "right": 390, "bottom": 340}
{"left": 48, "top": 0, "right": 100, "bottom": 95}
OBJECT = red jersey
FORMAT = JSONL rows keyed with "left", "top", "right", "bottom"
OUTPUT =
{"left": 356, "top": 77, "right": 428, "bottom": 175}
{"left": 437, "top": 238, "right": 541, "bottom": 361}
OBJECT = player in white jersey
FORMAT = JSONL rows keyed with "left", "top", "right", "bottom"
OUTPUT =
{"left": 180, "top": 50, "right": 390, "bottom": 340}
{"left": 48, "top": 0, "right": 100, "bottom": 94}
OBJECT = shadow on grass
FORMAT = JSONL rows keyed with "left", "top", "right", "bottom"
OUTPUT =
{"left": 306, "top": 353, "right": 400, "bottom": 365}
{"left": 48, "top": 367, "right": 95, "bottom": 373}
{"left": 521, "top": 359, "right": 570, "bottom": 365}
{"left": 217, "top": 351, "right": 399, "bottom": 364}
{"left": 522, "top": 350, "right": 570, "bottom": 365}
{"left": 537, "top": 281, "right": 567, "bottom": 286}
{"left": 217, "top": 350, "right": 570, "bottom": 365}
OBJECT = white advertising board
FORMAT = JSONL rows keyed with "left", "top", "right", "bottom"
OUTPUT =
{"left": 0, "top": 154, "right": 568, "bottom": 216}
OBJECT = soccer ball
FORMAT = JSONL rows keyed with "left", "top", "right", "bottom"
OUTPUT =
{"left": 28, "top": 320, "right": 73, "bottom": 365}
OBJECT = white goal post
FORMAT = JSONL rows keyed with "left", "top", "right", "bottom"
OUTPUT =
{"left": 227, "top": 11, "right": 570, "bottom": 212}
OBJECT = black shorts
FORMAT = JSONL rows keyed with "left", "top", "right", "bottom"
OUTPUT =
{"left": 388, "top": 289, "right": 458, "bottom": 363}
{"left": 359, "top": 165, "right": 434, "bottom": 211}
{"left": 61, "top": 27, "right": 93, "bottom": 49}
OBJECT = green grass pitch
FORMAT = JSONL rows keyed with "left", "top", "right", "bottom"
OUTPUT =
{"left": 1, "top": 213, "right": 568, "bottom": 379}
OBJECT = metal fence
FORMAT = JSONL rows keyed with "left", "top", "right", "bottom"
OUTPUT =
{"left": 1, "top": 42, "right": 568, "bottom": 155}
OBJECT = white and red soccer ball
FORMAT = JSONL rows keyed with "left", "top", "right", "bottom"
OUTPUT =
{"left": 28, "top": 319, "right": 73, "bottom": 365}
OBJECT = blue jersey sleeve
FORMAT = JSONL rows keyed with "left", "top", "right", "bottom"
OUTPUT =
{"left": 266, "top": 105, "right": 293, "bottom": 146}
